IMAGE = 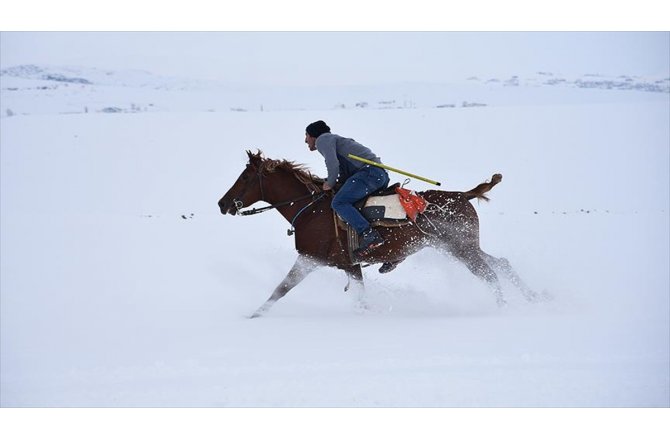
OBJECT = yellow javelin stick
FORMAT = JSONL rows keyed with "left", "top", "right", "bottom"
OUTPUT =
{"left": 348, "top": 154, "right": 442, "bottom": 186}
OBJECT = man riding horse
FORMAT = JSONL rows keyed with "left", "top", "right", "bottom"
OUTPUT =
{"left": 304, "top": 120, "right": 389, "bottom": 258}
{"left": 218, "top": 146, "right": 541, "bottom": 317}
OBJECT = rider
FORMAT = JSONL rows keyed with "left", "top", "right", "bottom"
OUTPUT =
{"left": 305, "top": 120, "right": 390, "bottom": 257}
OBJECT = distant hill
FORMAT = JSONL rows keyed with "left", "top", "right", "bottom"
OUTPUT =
{"left": 2, "top": 64, "right": 668, "bottom": 94}
{"left": 0, "top": 64, "right": 216, "bottom": 89}
{"left": 1, "top": 64, "right": 668, "bottom": 117}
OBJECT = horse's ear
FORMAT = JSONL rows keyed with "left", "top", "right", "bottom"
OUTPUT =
{"left": 246, "top": 149, "right": 264, "bottom": 160}
{"left": 246, "top": 149, "right": 264, "bottom": 169}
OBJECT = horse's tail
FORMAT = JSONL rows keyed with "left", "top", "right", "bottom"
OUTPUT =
{"left": 463, "top": 173, "right": 502, "bottom": 202}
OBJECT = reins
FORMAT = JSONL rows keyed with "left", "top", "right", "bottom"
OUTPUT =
{"left": 287, "top": 192, "right": 327, "bottom": 236}
{"left": 235, "top": 166, "right": 328, "bottom": 235}
{"left": 236, "top": 192, "right": 318, "bottom": 216}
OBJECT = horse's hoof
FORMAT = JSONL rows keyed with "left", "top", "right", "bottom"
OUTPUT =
{"left": 379, "top": 261, "right": 401, "bottom": 274}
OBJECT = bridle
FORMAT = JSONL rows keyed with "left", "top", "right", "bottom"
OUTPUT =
{"left": 232, "top": 165, "right": 327, "bottom": 235}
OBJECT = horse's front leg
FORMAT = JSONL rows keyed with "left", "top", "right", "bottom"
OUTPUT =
{"left": 343, "top": 264, "right": 371, "bottom": 313}
{"left": 249, "top": 254, "right": 319, "bottom": 318}
{"left": 343, "top": 264, "right": 364, "bottom": 292}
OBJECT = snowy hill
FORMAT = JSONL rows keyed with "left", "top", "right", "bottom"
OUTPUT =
{"left": 0, "top": 64, "right": 211, "bottom": 88}
{"left": 2, "top": 64, "right": 668, "bottom": 117}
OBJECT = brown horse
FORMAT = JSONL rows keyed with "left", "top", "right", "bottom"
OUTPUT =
{"left": 218, "top": 150, "right": 538, "bottom": 317}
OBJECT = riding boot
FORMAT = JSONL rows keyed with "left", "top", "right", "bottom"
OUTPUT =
{"left": 354, "top": 228, "right": 385, "bottom": 258}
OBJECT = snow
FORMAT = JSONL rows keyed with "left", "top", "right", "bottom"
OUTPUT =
{"left": 1, "top": 67, "right": 669, "bottom": 407}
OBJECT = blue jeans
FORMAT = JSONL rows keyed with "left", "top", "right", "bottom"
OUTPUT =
{"left": 332, "top": 166, "right": 390, "bottom": 234}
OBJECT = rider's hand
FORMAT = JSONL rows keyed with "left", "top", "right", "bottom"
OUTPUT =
{"left": 322, "top": 182, "right": 333, "bottom": 191}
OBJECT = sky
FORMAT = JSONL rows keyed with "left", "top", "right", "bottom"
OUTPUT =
{"left": 1, "top": 32, "right": 669, "bottom": 86}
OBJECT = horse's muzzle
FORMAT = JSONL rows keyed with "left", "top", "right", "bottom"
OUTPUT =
{"left": 218, "top": 198, "right": 238, "bottom": 215}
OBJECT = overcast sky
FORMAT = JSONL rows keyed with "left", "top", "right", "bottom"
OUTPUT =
{"left": 1, "top": 32, "right": 668, "bottom": 86}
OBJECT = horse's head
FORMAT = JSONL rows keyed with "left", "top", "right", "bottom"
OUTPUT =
{"left": 218, "top": 150, "right": 265, "bottom": 215}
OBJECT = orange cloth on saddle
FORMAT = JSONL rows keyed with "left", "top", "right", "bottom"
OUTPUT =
{"left": 395, "top": 187, "right": 427, "bottom": 221}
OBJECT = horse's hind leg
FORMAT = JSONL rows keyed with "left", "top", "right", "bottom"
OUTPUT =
{"left": 250, "top": 254, "right": 319, "bottom": 318}
{"left": 452, "top": 247, "right": 506, "bottom": 307}
{"left": 480, "top": 252, "right": 539, "bottom": 302}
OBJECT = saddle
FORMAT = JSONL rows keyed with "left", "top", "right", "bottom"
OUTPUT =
{"left": 333, "top": 183, "right": 410, "bottom": 230}
{"left": 335, "top": 183, "right": 428, "bottom": 263}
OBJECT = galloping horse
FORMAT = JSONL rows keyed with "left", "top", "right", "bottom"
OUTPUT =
{"left": 218, "top": 150, "right": 538, "bottom": 317}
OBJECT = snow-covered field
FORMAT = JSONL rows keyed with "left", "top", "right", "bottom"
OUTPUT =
{"left": 1, "top": 67, "right": 668, "bottom": 407}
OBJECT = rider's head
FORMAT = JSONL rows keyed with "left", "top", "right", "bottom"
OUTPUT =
{"left": 305, "top": 120, "right": 330, "bottom": 151}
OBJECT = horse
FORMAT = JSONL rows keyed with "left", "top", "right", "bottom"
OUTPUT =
{"left": 218, "top": 150, "right": 539, "bottom": 318}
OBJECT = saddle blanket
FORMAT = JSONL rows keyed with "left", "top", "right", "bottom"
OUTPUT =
{"left": 360, "top": 187, "right": 428, "bottom": 223}
{"left": 361, "top": 194, "right": 407, "bottom": 220}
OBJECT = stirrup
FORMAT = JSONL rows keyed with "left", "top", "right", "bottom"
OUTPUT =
{"left": 354, "top": 239, "right": 384, "bottom": 259}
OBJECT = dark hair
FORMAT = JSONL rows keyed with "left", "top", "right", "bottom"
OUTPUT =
{"left": 305, "top": 120, "right": 331, "bottom": 138}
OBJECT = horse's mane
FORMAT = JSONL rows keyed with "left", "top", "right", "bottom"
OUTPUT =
{"left": 247, "top": 150, "right": 325, "bottom": 193}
